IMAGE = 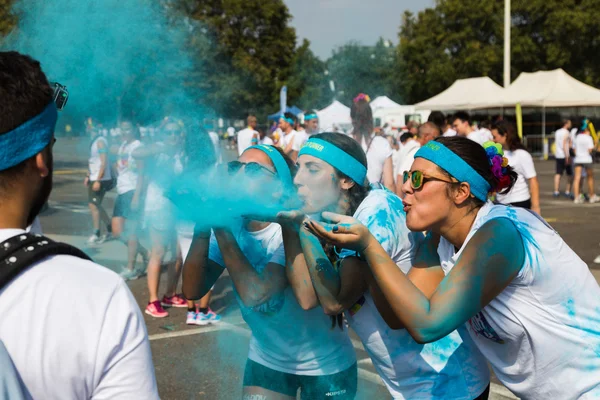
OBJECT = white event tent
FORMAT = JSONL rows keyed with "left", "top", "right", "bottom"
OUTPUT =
{"left": 415, "top": 77, "right": 505, "bottom": 111}
{"left": 318, "top": 100, "right": 352, "bottom": 133}
{"left": 371, "top": 96, "right": 402, "bottom": 110}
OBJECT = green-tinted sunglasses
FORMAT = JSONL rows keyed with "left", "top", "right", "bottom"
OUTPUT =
{"left": 403, "top": 170, "right": 456, "bottom": 190}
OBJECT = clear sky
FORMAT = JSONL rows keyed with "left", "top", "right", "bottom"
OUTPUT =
{"left": 284, "top": 0, "right": 434, "bottom": 60}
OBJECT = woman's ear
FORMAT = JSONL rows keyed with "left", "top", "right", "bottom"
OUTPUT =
{"left": 453, "top": 182, "right": 473, "bottom": 205}
{"left": 339, "top": 177, "right": 356, "bottom": 191}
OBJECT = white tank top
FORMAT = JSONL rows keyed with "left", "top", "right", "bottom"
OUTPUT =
{"left": 88, "top": 136, "right": 112, "bottom": 181}
{"left": 342, "top": 188, "right": 490, "bottom": 399}
{"left": 437, "top": 203, "right": 600, "bottom": 399}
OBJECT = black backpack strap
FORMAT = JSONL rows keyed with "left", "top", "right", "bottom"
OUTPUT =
{"left": 0, "top": 233, "right": 91, "bottom": 291}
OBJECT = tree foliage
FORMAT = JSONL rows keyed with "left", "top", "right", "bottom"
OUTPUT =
{"left": 398, "top": 0, "right": 600, "bottom": 103}
{"left": 286, "top": 38, "right": 331, "bottom": 110}
{"left": 327, "top": 38, "right": 398, "bottom": 104}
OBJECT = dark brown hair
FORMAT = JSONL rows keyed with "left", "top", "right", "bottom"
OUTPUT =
{"left": 350, "top": 99, "right": 373, "bottom": 143}
{"left": 491, "top": 120, "right": 525, "bottom": 152}
{"left": 434, "top": 136, "right": 518, "bottom": 206}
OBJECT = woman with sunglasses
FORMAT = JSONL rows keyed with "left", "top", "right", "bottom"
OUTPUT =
{"left": 182, "top": 145, "right": 357, "bottom": 400}
{"left": 306, "top": 136, "right": 600, "bottom": 399}
{"left": 133, "top": 117, "right": 186, "bottom": 318}
{"left": 279, "top": 132, "right": 490, "bottom": 399}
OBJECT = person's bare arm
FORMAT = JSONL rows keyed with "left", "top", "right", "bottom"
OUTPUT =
{"left": 181, "top": 230, "right": 225, "bottom": 301}
{"left": 382, "top": 157, "right": 395, "bottom": 192}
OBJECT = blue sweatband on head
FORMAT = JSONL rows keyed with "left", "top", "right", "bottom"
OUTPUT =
{"left": 245, "top": 145, "right": 294, "bottom": 188}
{"left": 414, "top": 141, "right": 491, "bottom": 202}
{"left": 298, "top": 138, "right": 367, "bottom": 185}
{"left": 0, "top": 102, "right": 57, "bottom": 171}
{"left": 304, "top": 113, "right": 318, "bottom": 121}
{"left": 280, "top": 117, "right": 294, "bottom": 125}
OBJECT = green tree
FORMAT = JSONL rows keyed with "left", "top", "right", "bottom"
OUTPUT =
{"left": 286, "top": 38, "right": 331, "bottom": 110}
{"left": 327, "top": 38, "right": 398, "bottom": 104}
{"left": 398, "top": 0, "right": 600, "bottom": 104}
{"left": 178, "top": 0, "right": 297, "bottom": 118}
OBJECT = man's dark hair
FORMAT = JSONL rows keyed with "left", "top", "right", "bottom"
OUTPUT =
{"left": 283, "top": 112, "right": 297, "bottom": 124}
{"left": 0, "top": 52, "right": 53, "bottom": 134}
{"left": 428, "top": 111, "right": 446, "bottom": 132}
{"left": 452, "top": 111, "right": 471, "bottom": 125}
{"left": 0, "top": 52, "right": 53, "bottom": 189}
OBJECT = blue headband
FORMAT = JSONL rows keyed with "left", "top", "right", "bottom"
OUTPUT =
{"left": 304, "top": 113, "right": 318, "bottom": 121}
{"left": 298, "top": 139, "right": 367, "bottom": 185}
{"left": 0, "top": 103, "right": 57, "bottom": 171}
{"left": 245, "top": 145, "right": 294, "bottom": 188}
{"left": 280, "top": 117, "right": 294, "bottom": 125}
{"left": 414, "top": 141, "right": 491, "bottom": 202}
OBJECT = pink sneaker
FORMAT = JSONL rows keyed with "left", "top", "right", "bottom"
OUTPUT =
{"left": 161, "top": 294, "right": 187, "bottom": 308}
{"left": 145, "top": 300, "right": 168, "bottom": 318}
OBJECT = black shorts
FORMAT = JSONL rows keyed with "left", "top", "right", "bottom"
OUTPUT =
{"left": 113, "top": 191, "right": 139, "bottom": 219}
{"left": 243, "top": 359, "right": 357, "bottom": 399}
{"left": 555, "top": 158, "right": 573, "bottom": 176}
{"left": 87, "top": 180, "right": 113, "bottom": 205}
{"left": 509, "top": 199, "right": 531, "bottom": 209}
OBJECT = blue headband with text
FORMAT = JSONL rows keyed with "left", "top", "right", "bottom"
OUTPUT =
{"left": 246, "top": 145, "right": 294, "bottom": 188}
{"left": 0, "top": 102, "right": 57, "bottom": 171}
{"left": 304, "top": 113, "right": 318, "bottom": 121}
{"left": 298, "top": 138, "right": 367, "bottom": 185}
{"left": 414, "top": 141, "right": 491, "bottom": 201}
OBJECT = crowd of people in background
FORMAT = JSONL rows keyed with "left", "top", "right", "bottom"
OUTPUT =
{"left": 4, "top": 50, "right": 600, "bottom": 400}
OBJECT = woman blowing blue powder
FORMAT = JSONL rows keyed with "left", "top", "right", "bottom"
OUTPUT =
{"left": 307, "top": 136, "right": 600, "bottom": 399}
{"left": 277, "top": 133, "right": 490, "bottom": 399}
{"left": 182, "top": 145, "right": 357, "bottom": 400}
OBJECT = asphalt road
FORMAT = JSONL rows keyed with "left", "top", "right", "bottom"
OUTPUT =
{"left": 39, "top": 138, "right": 600, "bottom": 400}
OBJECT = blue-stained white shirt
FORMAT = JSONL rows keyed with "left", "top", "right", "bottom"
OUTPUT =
{"left": 438, "top": 202, "right": 600, "bottom": 399}
{"left": 341, "top": 187, "right": 490, "bottom": 399}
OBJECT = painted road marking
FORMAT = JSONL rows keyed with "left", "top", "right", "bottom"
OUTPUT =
{"left": 54, "top": 169, "right": 88, "bottom": 175}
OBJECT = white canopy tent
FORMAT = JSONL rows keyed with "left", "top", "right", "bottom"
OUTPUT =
{"left": 370, "top": 96, "right": 402, "bottom": 110}
{"left": 415, "top": 77, "right": 505, "bottom": 110}
{"left": 498, "top": 69, "right": 600, "bottom": 108}
{"left": 318, "top": 100, "right": 352, "bottom": 133}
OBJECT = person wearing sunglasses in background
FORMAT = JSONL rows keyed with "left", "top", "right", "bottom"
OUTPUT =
{"left": 306, "top": 136, "right": 600, "bottom": 399}
{"left": 133, "top": 117, "right": 186, "bottom": 318}
{"left": 182, "top": 145, "right": 357, "bottom": 400}
{"left": 278, "top": 133, "right": 490, "bottom": 400}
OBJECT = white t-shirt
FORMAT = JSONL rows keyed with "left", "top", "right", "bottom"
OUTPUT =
{"left": 393, "top": 140, "right": 421, "bottom": 180}
{"left": 466, "top": 130, "right": 491, "bottom": 146}
{"left": 260, "top": 136, "right": 274, "bottom": 146}
{"left": 361, "top": 134, "right": 393, "bottom": 184}
{"left": 280, "top": 129, "right": 308, "bottom": 152}
{"left": 496, "top": 149, "right": 537, "bottom": 204}
{"left": 437, "top": 203, "right": 600, "bottom": 399}
{"left": 209, "top": 131, "right": 222, "bottom": 165}
{"left": 339, "top": 188, "right": 490, "bottom": 399}
{"left": 208, "top": 223, "right": 356, "bottom": 376}
{"left": 88, "top": 136, "right": 112, "bottom": 181}
{"left": 116, "top": 140, "right": 142, "bottom": 194}
{"left": 574, "top": 134, "right": 594, "bottom": 164}
{"left": 237, "top": 127, "right": 258, "bottom": 156}
{"left": 554, "top": 128, "right": 570, "bottom": 159}
{"left": 443, "top": 128, "right": 457, "bottom": 137}
{"left": 0, "top": 229, "right": 158, "bottom": 400}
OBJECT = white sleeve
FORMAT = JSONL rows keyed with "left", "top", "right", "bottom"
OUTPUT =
{"left": 519, "top": 150, "right": 537, "bottom": 179}
{"left": 267, "top": 243, "right": 285, "bottom": 267}
{"left": 92, "top": 281, "right": 158, "bottom": 400}
{"left": 379, "top": 137, "right": 393, "bottom": 159}
{"left": 587, "top": 136, "right": 595, "bottom": 150}
{"left": 291, "top": 132, "right": 308, "bottom": 152}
